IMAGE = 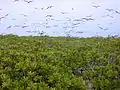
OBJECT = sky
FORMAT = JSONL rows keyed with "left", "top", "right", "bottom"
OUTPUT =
{"left": 0, "top": 0, "right": 120, "bottom": 37}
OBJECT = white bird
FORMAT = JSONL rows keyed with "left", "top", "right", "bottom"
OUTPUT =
{"left": 14, "top": 0, "right": 19, "bottom": 2}
{"left": 34, "top": 8, "right": 38, "bottom": 10}
{"left": 92, "top": 5, "right": 100, "bottom": 8}
{"left": 61, "top": 12, "right": 68, "bottom": 14}
{"left": 41, "top": 8, "right": 44, "bottom": 10}
{"left": 115, "top": 10, "right": 120, "bottom": 14}
{"left": 24, "top": 0, "right": 34, "bottom": 3}
{"left": 5, "top": 14, "right": 9, "bottom": 17}
{"left": 82, "top": 18, "right": 94, "bottom": 21}
{"left": 14, "top": 25, "right": 20, "bottom": 27}
{"left": 106, "top": 9, "right": 114, "bottom": 12}
{"left": 46, "top": 15, "right": 53, "bottom": 17}
{"left": 6, "top": 26, "right": 12, "bottom": 29}
{"left": 0, "top": 14, "right": 9, "bottom": 21}
{"left": 72, "top": 8, "right": 74, "bottom": 10}
{"left": 104, "top": 28, "right": 108, "bottom": 31}
{"left": 0, "top": 17, "right": 5, "bottom": 20}
{"left": 86, "top": 15, "right": 92, "bottom": 17}
{"left": 73, "top": 19, "right": 82, "bottom": 21}
{"left": 20, "top": 14, "right": 27, "bottom": 17}
{"left": 98, "top": 26, "right": 103, "bottom": 30}
{"left": 21, "top": 26, "right": 29, "bottom": 28}
{"left": 46, "top": 6, "right": 54, "bottom": 9}
{"left": 76, "top": 31, "right": 83, "bottom": 33}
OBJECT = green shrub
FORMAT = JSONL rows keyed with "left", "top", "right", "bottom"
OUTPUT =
{"left": 0, "top": 35, "right": 120, "bottom": 90}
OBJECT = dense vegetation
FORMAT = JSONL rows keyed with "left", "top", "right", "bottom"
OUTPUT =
{"left": 0, "top": 34, "right": 120, "bottom": 90}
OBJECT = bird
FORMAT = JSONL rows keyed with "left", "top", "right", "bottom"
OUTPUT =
{"left": 14, "top": 25, "right": 20, "bottom": 27}
{"left": 76, "top": 31, "right": 83, "bottom": 33}
{"left": 82, "top": 18, "right": 94, "bottom": 21}
{"left": 24, "top": 0, "right": 34, "bottom": 3}
{"left": 0, "top": 17, "right": 5, "bottom": 20}
{"left": 92, "top": 5, "right": 100, "bottom": 8}
{"left": 41, "top": 8, "right": 44, "bottom": 10}
{"left": 87, "top": 18, "right": 94, "bottom": 20}
{"left": 45, "top": 26, "right": 51, "bottom": 28}
{"left": 14, "top": 0, "right": 19, "bottom": 2}
{"left": 102, "top": 14, "right": 114, "bottom": 18}
{"left": 38, "top": 31, "right": 45, "bottom": 35}
{"left": 21, "top": 26, "right": 29, "bottom": 28}
{"left": 98, "top": 26, "right": 103, "bottom": 30}
{"left": 115, "top": 10, "right": 120, "bottom": 14}
{"left": 72, "top": 68, "right": 84, "bottom": 76}
{"left": 46, "top": 15, "right": 53, "bottom": 17}
{"left": 106, "top": 14, "right": 114, "bottom": 18}
{"left": 53, "top": 25, "right": 58, "bottom": 27}
{"left": 46, "top": 6, "right": 54, "bottom": 9}
{"left": 0, "top": 14, "right": 8, "bottom": 21}
{"left": 12, "top": 19, "right": 16, "bottom": 20}
{"left": 72, "top": 8, "right": 74, "bottom": 10}
{"left": 6, "top": 26, "right": 12, "bottom": 29}
{"left": 20, "top": 14, "right": 27, "bottom": 17}
{"left": 106, "top": 9, "right": 114, "bottom": 12}
{"left": 61, "top": 12, "right": 68, "bottom": 14}
{"left": 109, "top": 22, "right": 116, "bottom": 25}
{"left": 72, "top": 23, "right": 80, "bottom": 26}
{"left": 34, "top": 8, "right": 38, "bottom": 9}
{"left": 73, "top": 19, "right": 82, "bottom": 21}
{"left": 50, "top": 18, "right": 55, "bottom": 20}
{"left": 97, "top": 26, "right": 108, "bottom": 31}
{"left": 86, "top": 15, "right": 92, "bottom": 17}
{"left": 104, "top": 28, "right": 108, "bottom": 31}
{"left": 5, "top": 14, "right": 9, "bottom": 17}
{"left": 106, "top": 9, "right": 120, "bottom": 14}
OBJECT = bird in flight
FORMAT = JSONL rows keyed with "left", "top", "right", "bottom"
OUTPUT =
{"left": 14, "top": 0, "right": 19, "bottom": 2}
{"left": 5, "top": 14, "right": 9, "bottom": 17}
{"left": 24, "top": 0, "right": 34, "bottom": 3}
{"left": 115, "top": 10, "right": 120, "bottom": 14}
{"left": 46, "top": 15, "right": 53, "bottom": 17}
{"left": 86, "top": 15, "right": 92, "bottom": 17}
{"left": 72, "top": 23, "right": 81, "bottom": 26}
{"left": 20, "top": 14, "right": 27, "bottom": 17}
{"left": 46, "top": 6, "right": 54, "bottom": 9}
{"left": 98, "top": 26, "right": 103, "bottom": 30}
{"left": 106, "top": 9, "right": 114, "bottom": 12}
{"left": 12, "top": 19, "right": 16, "bottom": 20}
{"left": 21, "top": 26, "right": 29, "bottom": 28}
{"left": 6, "top": 26, "right": 12, "bottom": 29}
{"left": 41, "top": 8, "right": 44, "bottom": 10}
{"left": 97, "top": 26, "right": 108, "bottom": 31}
{"left": 0, "top": 14, "right": 9, "bottom": 21}
{"left": 61, "top": 12, "right": 68, "bottom": 14}
{"left": 73, "top": 19, "right": 82, "bottom": 21}
{"left": 92, "top": 5, "right": 100, "bottom": 8}
{"left": 82, "top": 18, "right": 94, "bottom": 21}
{"left": 53, "top": 25, "right": 58, "bottom": 27}
{"left": 104, "top": 28, "right": 108, "bottom": 31}
{"left": 34, "top": 8, "right": 38, "bottom": 9}
{"left": 106, "top": 9, "right": 120, "bottom": 14}
{"left": 76, "top": 31, "right": 83, "bottom": 33}
{"left": 45, "top": 26, "right": 51, "bottom": 28}
{"left": 102, "top": 14, "right": 114, "bottom": 18}
{"left": 0, "top": 17, "right": 4, "bottom": 20}
{"left": 72, "top": 8, "right": 74, "bottom": 10}
{"left": 14, "top": 25, "right": 20, "bottom": 27}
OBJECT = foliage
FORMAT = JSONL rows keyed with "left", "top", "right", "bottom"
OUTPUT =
{"left": 0, "top": 34, "right": 120, "bottom": 90}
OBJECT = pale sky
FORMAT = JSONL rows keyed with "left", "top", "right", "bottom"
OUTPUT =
{"left": 0, "top": 0, "right": 120, "bottom": 37}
